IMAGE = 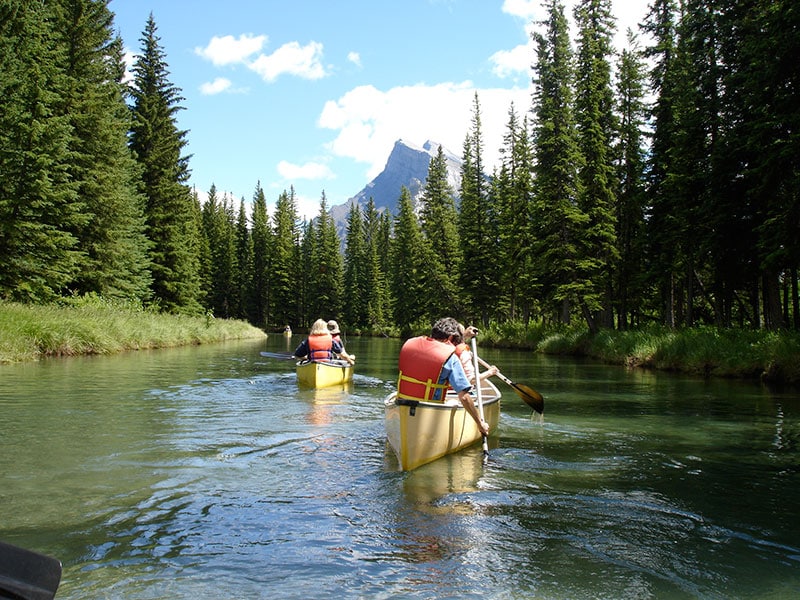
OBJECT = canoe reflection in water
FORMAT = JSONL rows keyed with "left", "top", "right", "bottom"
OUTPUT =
{"left": 302, "top": 383, "right": 352, "bottom": 426}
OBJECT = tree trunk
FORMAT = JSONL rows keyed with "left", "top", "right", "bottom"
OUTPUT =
{"left": 762, "top": 268, "right": 785, "bottom": 330}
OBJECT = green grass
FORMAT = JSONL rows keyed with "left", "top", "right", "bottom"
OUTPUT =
{"left": 528, "top": 323, "right": 800, "bottom": 384}
{"left": 0, "top": 299, "right": 265, "bottom": 363}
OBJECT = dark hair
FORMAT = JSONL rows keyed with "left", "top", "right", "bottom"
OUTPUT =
{"left": 430, "top": 317, "right": 462, "bottom": 341}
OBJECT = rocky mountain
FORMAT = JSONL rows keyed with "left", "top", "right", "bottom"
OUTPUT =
{"left": 329, "top": 139, "right": 463, "bottom": 233}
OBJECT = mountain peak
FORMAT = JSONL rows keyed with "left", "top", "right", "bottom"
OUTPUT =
{"left": 327, "top": 138, "right": 465, "bottom": 244}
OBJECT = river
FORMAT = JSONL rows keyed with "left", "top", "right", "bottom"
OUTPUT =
{"left": 1, "top": 335, "right": 798, "bottom": 599}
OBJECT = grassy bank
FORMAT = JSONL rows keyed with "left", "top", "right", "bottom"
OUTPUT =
{"left": 477, "top": 322, "right": 800, "bottom": 385}
{"left": 0, "top": 300, "right": 265, "bottom": 363}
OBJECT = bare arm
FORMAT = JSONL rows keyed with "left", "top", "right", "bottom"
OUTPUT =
{"left": 457, "top": 389, "right": 489, "bottom": 436}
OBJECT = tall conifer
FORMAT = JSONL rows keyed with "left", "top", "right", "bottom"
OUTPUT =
{"left": 129, "top": 14, "right": 200, "bottom": 313}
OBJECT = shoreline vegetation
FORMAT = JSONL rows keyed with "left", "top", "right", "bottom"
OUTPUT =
{"left": 0, "top": 300, "right": 265, "bottom": 364}
{"left": 2, "top": 302, "right": 799, "bottom": 386}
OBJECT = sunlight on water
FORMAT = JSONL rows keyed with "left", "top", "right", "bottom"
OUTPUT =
{"left": 2, "top": 338, "right": 799, "bottom": 599}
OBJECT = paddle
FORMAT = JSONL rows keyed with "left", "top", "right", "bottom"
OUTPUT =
{"left": 477, "top": 356, "right": 544, "bottom": 414}
{"left": 470, "top": 337, "right": 489, "bottom": 462}
{"left": 259, "top": 351, "right": 297, "bottom": 360}
{"left": 0, "top": 540, "right": 62, "bottom": 600}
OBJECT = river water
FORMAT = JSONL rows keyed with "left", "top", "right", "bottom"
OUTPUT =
{"left": 1, "top": 335, "right": 799, "bottom": 599}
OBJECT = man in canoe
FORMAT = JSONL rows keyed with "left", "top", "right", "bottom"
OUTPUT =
{"left": 294, "top": 318, "right": 355, "bottom": 364}
{"left": 397, "top": 317, "right": 489, "bottom": 436}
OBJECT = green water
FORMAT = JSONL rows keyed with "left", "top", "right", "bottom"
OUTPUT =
{"left": 1, "top": 336, "right": 798, "bottom": 599}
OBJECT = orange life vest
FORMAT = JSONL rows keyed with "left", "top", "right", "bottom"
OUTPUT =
{"left": 397, "top": 336, "right": 455, "bottom": 402}
{"left": 307, "top": 332, "right": 333, "bottom": 361}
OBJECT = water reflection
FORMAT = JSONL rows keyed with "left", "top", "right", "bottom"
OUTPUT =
{"left": 2, "top": 337, "right": 800, "bottom": 599}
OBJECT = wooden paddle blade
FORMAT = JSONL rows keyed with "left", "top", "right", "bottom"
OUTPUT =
{"left": 511, "top": 382, "right": 544, "bottom": 414}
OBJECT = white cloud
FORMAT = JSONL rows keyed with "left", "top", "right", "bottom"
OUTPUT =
{"left": 489, "top": 43, "right": 532, "bottom": 78}
{"left": 277, "top": 160, "right": 335, "bottom": 180}
{"left": 501, "top": 0, "right": 540, "bottom": 20}
{"left": 195, "top": 33, "right": 267, "bottom": 66}
{"left": 318, "top": 82, "right": 532, "bottom": 180}
{"left": 122, "top": 48, "right": 136, "bottom": 84}
{"left": 249, "top": 41, "right": 327, "bottom": 82}
{"left": 200, "top": 77, "right": 233, "bottom": 95}
{"left": 347, "top": 51, "right": 362, "bottom": 67}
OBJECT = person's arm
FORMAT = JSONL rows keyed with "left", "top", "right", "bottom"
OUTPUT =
{"left": 444, "top": 354, "right": 488, "bottom": 435}
{"left": 332, "top": 339, "right": 355, "bottom": 364}
{"left": 293, "top": 340, "right": 308, "bottom": 358}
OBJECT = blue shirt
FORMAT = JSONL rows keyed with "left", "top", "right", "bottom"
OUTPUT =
{"left": 433, "top": 353, "right": 471, "bottom": 400}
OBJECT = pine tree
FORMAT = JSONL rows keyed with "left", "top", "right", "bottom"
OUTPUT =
{"left": 531, "top": 0, "right": 584, "bottom": 325}
{"left": 0, "top": 2, "right": 81, "bottom": 301}
{"left": 250, "top": 182, "right": 271, "bottom": 327}
{"left": 573, "top": 0, "right": 619, "bottom": 331}
{"left": 363, "top": 198, "right": 388, "bottom": 329}
{"left": 308, "top": 192, "right": 343, "bottom": 320}
{"left": 614, "top": 32, "right": 648, "bottom": 329}
{"left": 129, "top": 14, "right": 200, "bottom": 313}
{"left": 391, "top": 186, "right": 427, "bottom": 334}
{"left": 641, "top": 0, "right": 681, "bottom": 326}
{"left": 271, "top": 187, "right": 301, "bottom": 328}
{"left": 55, "top": 0, "right": 151, "bottom": 302}
{"left": 201, "top": 185, "right": 237, "bottom": 318}
{"left": 418, "top": 144, "right": 462, "bottom": 316}
{"left": 343, "top": 202, "right": 367, "bottom": 327}
{"left": 235, "top": 197, "right": 253, "bottom": 320}
{"left": 458, "top": 93, "right": 498, "bottom": 325}
{"left": 494, "top": 104, "right": 536, "bottom": 322}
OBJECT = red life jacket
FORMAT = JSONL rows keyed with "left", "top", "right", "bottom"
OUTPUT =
{"left": 307, "top": 333, "right": 333, "bottom": 361}
{"left": 397, "top": 336, "right": 454, "bottom": 402}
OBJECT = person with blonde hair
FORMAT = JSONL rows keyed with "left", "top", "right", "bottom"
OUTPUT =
{"left": 293, "top": 319, "right": 354, "bottom": 364}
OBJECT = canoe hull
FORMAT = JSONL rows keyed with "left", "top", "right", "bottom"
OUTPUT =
{"left": 296, "top": 360, "right": 353, "bottom": 388}
{"left": 384, "top": 379, "right": 501, "bottom": 471}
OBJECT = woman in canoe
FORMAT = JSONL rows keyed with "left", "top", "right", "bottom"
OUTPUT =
{"left": 294, "top": 319, "right": 355, "bottom": 364}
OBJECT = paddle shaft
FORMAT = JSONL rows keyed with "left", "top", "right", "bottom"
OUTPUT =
{"left": 470, "top": 337, "right": 489, "bottom": 460}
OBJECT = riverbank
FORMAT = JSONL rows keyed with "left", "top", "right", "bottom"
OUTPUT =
{"left": 480, "top": 321, "right": 800, "bottom": 385}
{"left": 0, "top": 300, "right": 265, "bottom": 363}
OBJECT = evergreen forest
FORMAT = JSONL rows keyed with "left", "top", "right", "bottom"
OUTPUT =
{"left": 2, "top": 0, "right": 799, "bottom": 337}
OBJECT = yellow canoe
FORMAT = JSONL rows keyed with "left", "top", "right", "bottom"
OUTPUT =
{"left": 296, "top": 359, "right": 354, "bottom": 388}
{"left": 384, "top": 379, "right": 501, "bottom": 471}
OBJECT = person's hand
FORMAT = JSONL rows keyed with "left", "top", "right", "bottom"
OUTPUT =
{"left": 479, "top": 420, "right": 490, "bottom": 436}
{"left": 487, "top": 365, "right": 498, "bottom": 377}
{"left": 347, "top": 354, "right": 356, "bottom": 364}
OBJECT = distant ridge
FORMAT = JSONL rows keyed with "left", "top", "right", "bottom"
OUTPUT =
{"left": 329, "top": 139, "right": 463, "bottom": 232}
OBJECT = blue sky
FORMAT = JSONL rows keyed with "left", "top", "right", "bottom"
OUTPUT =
{"left": 110, "top": 0, "right": 650, "bottom": 219}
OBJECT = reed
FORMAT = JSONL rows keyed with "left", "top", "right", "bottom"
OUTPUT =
{"left": 0, "top": 299, "right": 265, "bottom": 363}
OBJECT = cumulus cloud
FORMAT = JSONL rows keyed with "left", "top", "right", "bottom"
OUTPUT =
{"left": 249, "top": 41, "right": 327, "bottom": 82}
{"left": 347, "top": 51, "right": 362, "bottom": 67}
{"left": 501, "top": 0, "right": 540, "bottom": 19}
{"left": 195, "top": 33, "right": 267, "bottom": 66}
{"left": 200, "top": 77, "right": 233, "bottom": 95}
{"left": 489, "top": 43, "right": 532, "bottom": 78}
{"left": 277, "top": 160, "right": 335, "bottom": 181}
{"left": 318, "top": 82, "right": 531, "bottom": 180}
